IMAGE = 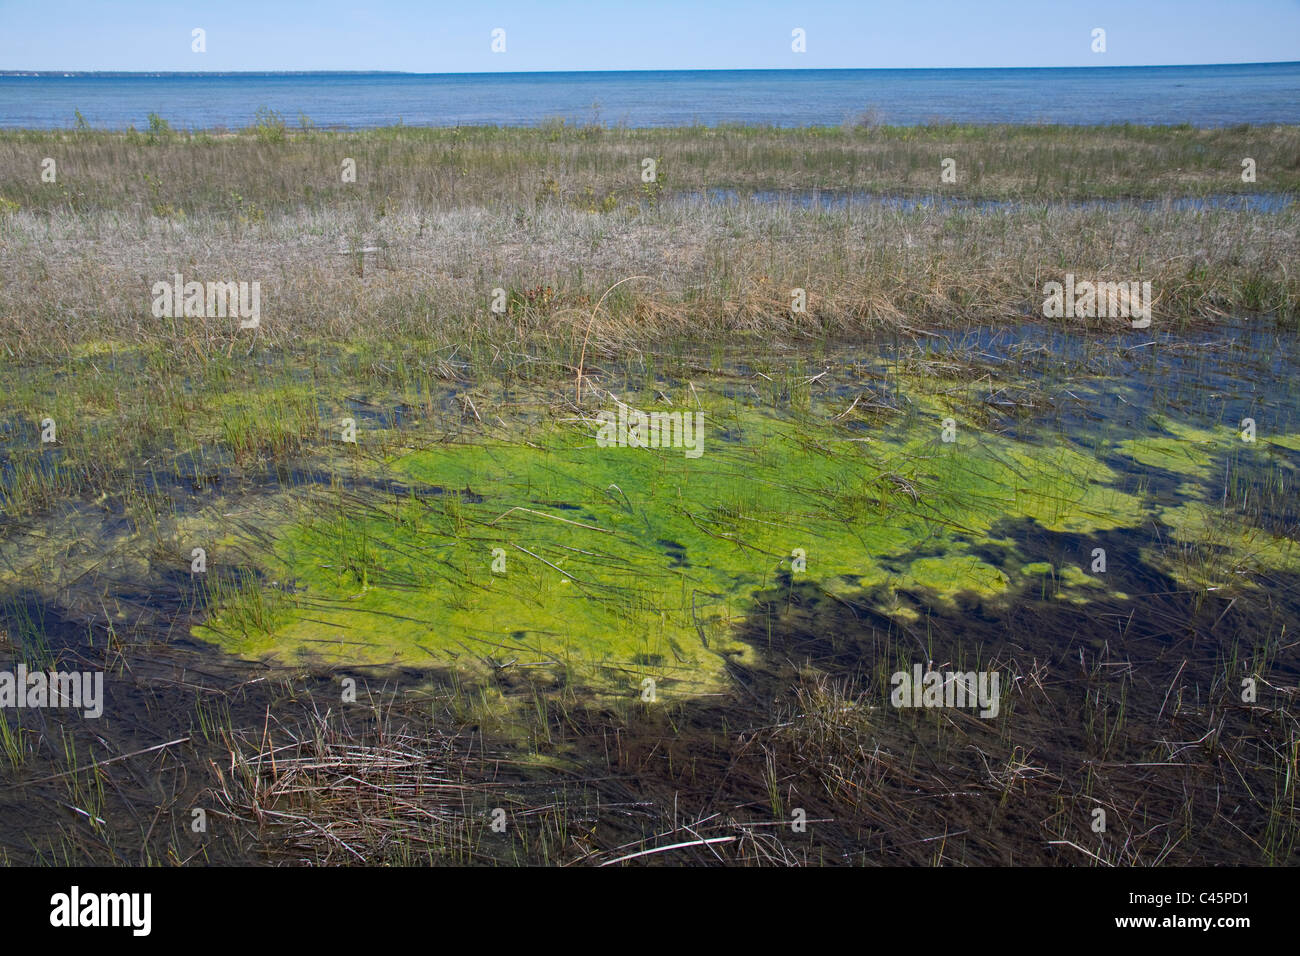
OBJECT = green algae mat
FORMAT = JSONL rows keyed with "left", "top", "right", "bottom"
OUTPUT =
{"left": 196, "top": 358, "right": 1300, "bottom": 701}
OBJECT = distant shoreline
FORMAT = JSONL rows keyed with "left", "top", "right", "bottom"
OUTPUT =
{"left": 3, "top": 62, "right": 1300, "bottom": 77}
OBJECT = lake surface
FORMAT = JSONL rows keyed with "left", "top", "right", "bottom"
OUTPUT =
{"left": 2, "top": 63, "right": 1298, "bottom": 130}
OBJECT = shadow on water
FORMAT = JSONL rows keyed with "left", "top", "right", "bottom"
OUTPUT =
{"left": 708, "top": 516, "right": 1300, "bottom": 863}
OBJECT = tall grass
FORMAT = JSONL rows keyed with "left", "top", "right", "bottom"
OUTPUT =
{"left": 2, "top": 190, "right": 1297, "bottom": 361}
{"left": 1, "top": 123, "right": 1297, "bottom": 216}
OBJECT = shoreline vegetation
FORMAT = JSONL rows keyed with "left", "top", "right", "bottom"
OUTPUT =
{"left": 1, "top": 121, "right": 1298, "bottom": 866}
{"left": 1, "top": 121, "right": 1298, "bottom": 361}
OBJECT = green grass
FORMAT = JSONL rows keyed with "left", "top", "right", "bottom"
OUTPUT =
{"left": 2, "top": 122, "right": 1297, "bottom": 217}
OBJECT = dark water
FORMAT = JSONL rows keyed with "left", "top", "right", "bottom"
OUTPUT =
{"left": 2, "top": 63, "right": 1298, "bottom": 130}
{"left": 682, "top": 189, "right": 1295, "bottom": 213}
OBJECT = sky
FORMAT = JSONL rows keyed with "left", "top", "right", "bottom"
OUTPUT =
{"left": 1, "top": 0, "right": 1298, "bottom": 72}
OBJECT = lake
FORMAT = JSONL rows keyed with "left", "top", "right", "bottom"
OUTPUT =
{"left": 2, "top": 62, "right": 1298, "bottom": 130}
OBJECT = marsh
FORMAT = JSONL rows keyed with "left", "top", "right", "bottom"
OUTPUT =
{"left": 0, "top": 122, "right": 1297, "bottom": 866}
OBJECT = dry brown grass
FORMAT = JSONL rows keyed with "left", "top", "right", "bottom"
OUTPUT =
{"left": 2, "top": 195, "right": 1297, "bottom": 362}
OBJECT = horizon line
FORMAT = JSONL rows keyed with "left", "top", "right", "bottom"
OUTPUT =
{"left": 3, "top": 60, "right": 1299, "bottom": 77}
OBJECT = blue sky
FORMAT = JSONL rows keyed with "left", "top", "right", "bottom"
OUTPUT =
{"left": 1, "top": 1, "right": 1297, "bottom": 71}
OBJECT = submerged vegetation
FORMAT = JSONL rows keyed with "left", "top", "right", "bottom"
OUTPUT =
{"left": 0, "top": 122, "right": 1298, "bottom": 866}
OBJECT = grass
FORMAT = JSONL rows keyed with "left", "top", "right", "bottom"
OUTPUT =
{"left": 4, "top": 193, "right": 1299, "bottom": 360}
{"left": 1, "top": 124, "right": 1299, "bottom": 362}
{"left": 2, "top": 121, "right": 1298, "bottom": 215}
